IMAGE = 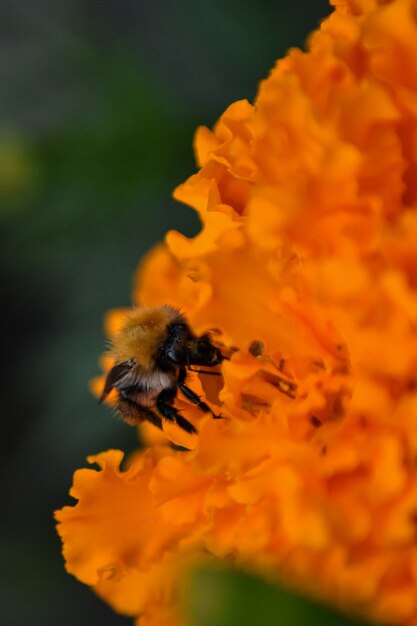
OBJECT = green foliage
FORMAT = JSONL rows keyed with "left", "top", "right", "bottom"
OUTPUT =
{"left": 186, "top": 567, "right": 370, "bottom": 626}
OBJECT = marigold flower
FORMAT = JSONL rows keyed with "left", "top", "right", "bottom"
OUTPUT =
{"left": 56, "top": 1, "right": 417, "bottom": 624}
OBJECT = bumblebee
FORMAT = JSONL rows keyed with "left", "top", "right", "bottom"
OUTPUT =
{"left": 99, "top": 305, "right": 224, "bottom": 435}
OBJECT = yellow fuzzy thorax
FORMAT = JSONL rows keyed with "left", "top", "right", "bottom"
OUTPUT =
{"left": 111, "top": 306, "right": 180, "bottom": 370}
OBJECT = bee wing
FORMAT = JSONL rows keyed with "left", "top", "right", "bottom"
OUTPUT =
{"left": 99, "top": 360, "right": 135, "bottom": 403}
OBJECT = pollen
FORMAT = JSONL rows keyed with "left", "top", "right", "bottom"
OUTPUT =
{"left": 56, "top": 1, "right": 417, "bottom": 625}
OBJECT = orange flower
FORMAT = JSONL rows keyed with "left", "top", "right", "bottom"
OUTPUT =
{"left": 56, "top": 1, "right": 417, "bottom": 624}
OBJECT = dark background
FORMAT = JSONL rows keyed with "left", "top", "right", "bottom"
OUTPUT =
{"left": 0, "top": 2, "right": 329, "bottom": 624}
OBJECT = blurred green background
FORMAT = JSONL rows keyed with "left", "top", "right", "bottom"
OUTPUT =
{"left": 1, "top": 2, "right": 334, "bottom": 625}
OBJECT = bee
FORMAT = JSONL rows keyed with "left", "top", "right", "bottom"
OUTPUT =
{"left": 99, "top": 305, "right": 225, "bottom": 435}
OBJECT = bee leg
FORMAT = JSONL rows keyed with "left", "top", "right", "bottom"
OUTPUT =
{"left": 178, "top": 367, "right": 222, "bottom": 419}
{"left": 156, "top": 387, "right": 198, "bottom": 435}
{"left": 118, "top": 389, "right": 163, "bottom": 430}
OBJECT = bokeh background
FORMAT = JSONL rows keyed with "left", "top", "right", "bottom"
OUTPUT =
{"left": 1, "top": 2, "right": 331, "bottom": 624}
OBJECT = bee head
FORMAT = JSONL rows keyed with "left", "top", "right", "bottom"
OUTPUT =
{"left": 186, "top": 334, "right": 223, "bottom": 366}
{"left": 159, "top": 323, "right": 223, "bottom": 369}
